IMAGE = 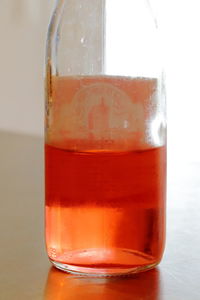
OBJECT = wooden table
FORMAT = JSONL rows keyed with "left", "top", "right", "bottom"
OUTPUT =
{"left": 0, "top": 131, "right": 200, "bottom": 299}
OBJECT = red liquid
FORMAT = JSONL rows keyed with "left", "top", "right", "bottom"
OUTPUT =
{"left": 45, "top": 144, "right": 166, "bottom": 272}
{"left": 45, "top": 75, "right": 166, "bottom": 274}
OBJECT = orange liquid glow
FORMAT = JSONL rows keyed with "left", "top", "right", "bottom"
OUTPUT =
{"left": 45, "top": 76, "right": 166, "bottom": 274}
{"left": 45, "top": 145, "right": 166, "bottom": 269}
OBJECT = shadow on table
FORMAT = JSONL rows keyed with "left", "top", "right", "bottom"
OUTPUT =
{"left": 44, "top": 267, "right": 161, "bottom": 300}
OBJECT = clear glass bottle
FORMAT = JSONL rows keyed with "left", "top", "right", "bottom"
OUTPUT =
{"left": 45, "top": 0, "right": 166, "bottom": 276}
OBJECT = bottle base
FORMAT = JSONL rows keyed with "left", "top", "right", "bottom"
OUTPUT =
{"left": 51, "top": 260, "right": 157, "bottom": 277}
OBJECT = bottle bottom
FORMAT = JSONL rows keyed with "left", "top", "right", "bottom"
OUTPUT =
{"left": 49, "top": 248, "right": 159, "bottom": 277}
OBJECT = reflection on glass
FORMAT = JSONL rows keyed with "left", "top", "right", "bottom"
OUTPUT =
{"left": 44, "top": 267, "right": 161, "bottom": 300}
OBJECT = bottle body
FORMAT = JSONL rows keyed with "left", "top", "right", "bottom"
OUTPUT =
{"left": 45, "top": 0, "right": 166, "bottom": 276}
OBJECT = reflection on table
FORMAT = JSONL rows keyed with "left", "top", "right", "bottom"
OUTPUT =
{"left": 44, "top": 267, "right": 161, "bottom": 300}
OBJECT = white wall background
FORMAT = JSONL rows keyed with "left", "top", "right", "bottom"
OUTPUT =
{"left": 152, "top": 0, "right": 200, "bottom": 163}
{"left": 0, "top": 0, "right": 53, "bottom": 136}
{"left": 0, "top": 0, "right": 199, "bottom": 162}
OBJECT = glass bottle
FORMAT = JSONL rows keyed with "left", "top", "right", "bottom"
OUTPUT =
{"left": 45, "top": 0, "right": 166, "bottom": 276}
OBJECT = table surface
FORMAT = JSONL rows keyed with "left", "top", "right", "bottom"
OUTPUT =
{"left": 0, "top": 130, "right": 200, "bottom": 300}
